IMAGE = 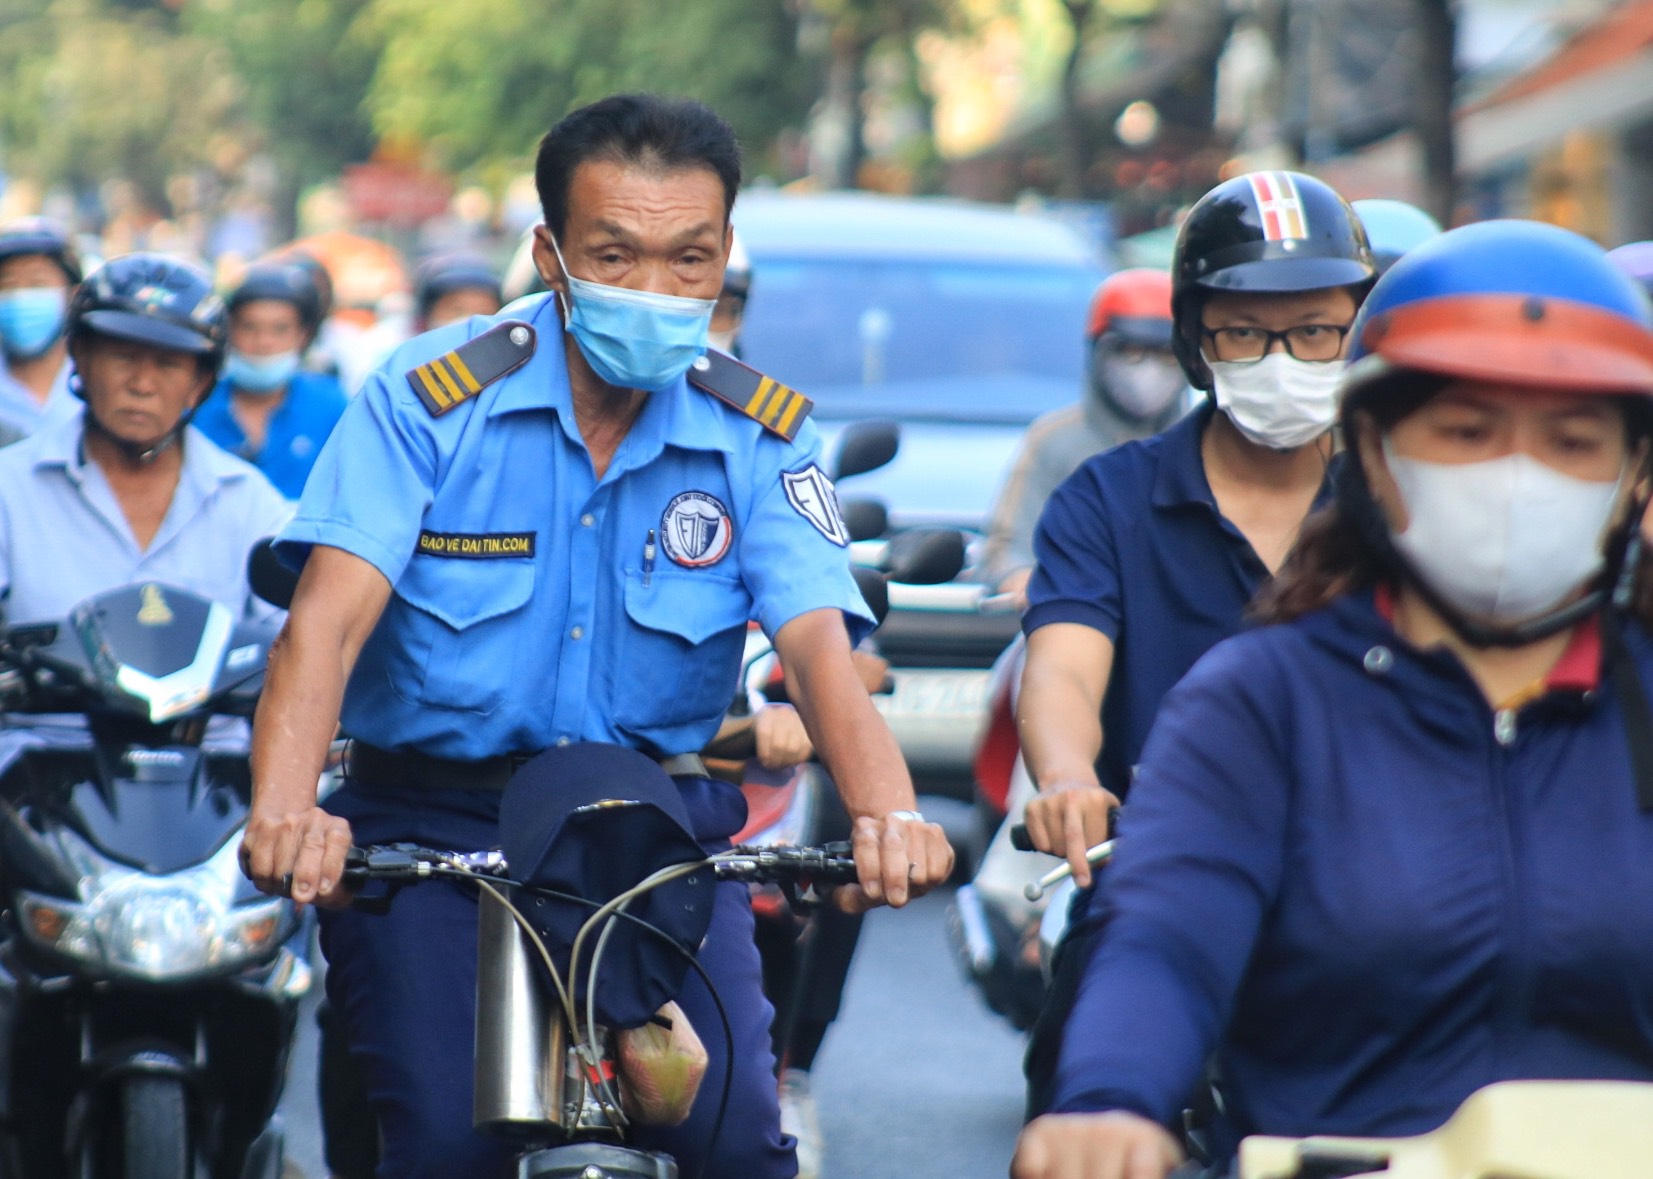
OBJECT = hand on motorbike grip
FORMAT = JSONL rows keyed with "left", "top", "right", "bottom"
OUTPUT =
{"left": 1017, "top": 787, "right": 1120, "bottom": 890}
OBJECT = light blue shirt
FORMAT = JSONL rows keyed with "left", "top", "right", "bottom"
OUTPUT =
{"left": 278, "top": 294, "right": 872, "bottom": 761}
{"left": 0, "top": 355, "right": 78, "bottom": 445}
{"left": 0, "top": 409, "right": 294, "bottom": 625}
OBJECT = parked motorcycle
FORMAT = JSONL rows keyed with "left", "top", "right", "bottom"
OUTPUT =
{"left": 0, "top": 583, "right": 307, "bottom": 1179}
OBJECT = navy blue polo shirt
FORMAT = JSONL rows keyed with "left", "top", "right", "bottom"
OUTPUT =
{"left": 1023, "top": 404, "right": 1336, "bottom": 798}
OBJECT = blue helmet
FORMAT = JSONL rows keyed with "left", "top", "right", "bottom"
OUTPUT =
{"left": 228, "top": 261, "right": 325, "bottom": 335}
{"left": 0, "top": 216, "right": 82, "bottom": 285}
{"left": 1350, "top": 199, "right": 1442, "bottom": 276}
{"left": 68, "top": 252, "right": 226, "bottom": 368}
{"left": 413, "top": 252, "right": 501, "bottom": 325}
{"left": 1344, "top": 219, "right": 1653, "bottom": 402}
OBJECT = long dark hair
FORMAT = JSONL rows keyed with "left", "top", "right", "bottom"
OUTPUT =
{"left": 1249, "top": 375, "right": 1653, "bottom": 627}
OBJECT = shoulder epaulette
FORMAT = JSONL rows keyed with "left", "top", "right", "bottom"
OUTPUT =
{"left": 687, "top": 349, "right": 813, "bottom": 442}
{"left": 406, "top": 320, "right": 536, "bottom": 416}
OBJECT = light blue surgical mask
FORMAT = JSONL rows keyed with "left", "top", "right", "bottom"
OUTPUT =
{"left": 0, "top": 287, "right": 69, "bottom": 359}
{"left": 224, "top": 348, "right": 300, "bottom": 394}
{"left": 549, "top": 235, "right": 715, "bottom": 392}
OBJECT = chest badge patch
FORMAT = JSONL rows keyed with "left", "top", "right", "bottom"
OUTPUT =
{"left": 661, "top": 491, "right": 734, "bottom": 568}
{"left": 782, "top": 464, "right": 849, "bottom": 547}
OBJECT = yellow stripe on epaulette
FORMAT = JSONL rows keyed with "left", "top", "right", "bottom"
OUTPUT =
{"left": 405, "top": 320, "right": 536, "bottom": 416}
{"left": 689, "top": 349, "right": 813, "bottom": 442}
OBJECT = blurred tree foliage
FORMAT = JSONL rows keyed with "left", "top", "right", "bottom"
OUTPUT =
{"left": 0, "top": 0, "right": 241, "bottom": 211}
{"left": 0, "top": 0, "right": 937, "bottom": 222}
{"left": 364, "top": 0, "right": 817, "bottom": 178}
{"left": 183, "top": 0, "right": 382, "bottom": 192}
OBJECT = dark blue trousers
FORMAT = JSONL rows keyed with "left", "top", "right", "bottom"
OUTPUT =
{"left": 317, "top": 777, "right": 797, "bottom": 1179}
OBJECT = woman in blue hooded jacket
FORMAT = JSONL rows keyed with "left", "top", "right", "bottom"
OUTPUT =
{"left": 1012, "top": 219, "right": 1653, "bottom": 1179}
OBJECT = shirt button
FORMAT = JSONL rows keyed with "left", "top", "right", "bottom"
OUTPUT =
{"left": 1494, "top": 709, "right": 1518, "bottom": 747}
{"left": 556, "top": 736, "right": 570, "bottom": 747}
{"left": 1362, "top": 646, "right": 1393, "bottom": 675}
{"left": 570, "top": 626, "right": 584, "bottom": 640}
{"left": 581, "top": 513, "right": 595, "bottom": 527}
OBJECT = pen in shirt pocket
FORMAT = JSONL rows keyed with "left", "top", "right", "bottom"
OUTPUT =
{"left": 643, "top": 528, "right": 656, "bottom": 587}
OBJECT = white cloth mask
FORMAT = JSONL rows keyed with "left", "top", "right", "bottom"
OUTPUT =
{"left": 1383, "top": 438, "right": 1625, "bottom": 624}
{"left": 1209, "top": 352, "right": 1343, "bottom": 450}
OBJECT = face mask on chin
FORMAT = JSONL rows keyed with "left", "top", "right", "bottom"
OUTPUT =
{"left": 224, "top": 348, "right": 301, "bottom": 394}
{"left": 1382, "top": 436, "right": 1627, "bottom": 626}
{"left": 549, "top": 234, "right": 715, "bottom": 392}
{"left": 1208, "top": 352, "right": 1344, "bottom": 450}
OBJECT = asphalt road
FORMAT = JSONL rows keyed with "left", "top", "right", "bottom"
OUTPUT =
{"left": 278, "top": 800, "right": 1030, "bottom": 1179}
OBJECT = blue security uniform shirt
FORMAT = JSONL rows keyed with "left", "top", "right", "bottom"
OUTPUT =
{"left": 194, "top": 369, "right": 350, "bottom": 499}
{"left": 278, "top": 294, "right": 873, "bottom": 762}
{"left": 1023, "top": 404, "right": 1336, "bottom": 798}
{"left": 0, "top": 409, "right": 293, "bottom": 624}
{"left": 1054, "top": 591, "right": 1653, "bottom": 1157}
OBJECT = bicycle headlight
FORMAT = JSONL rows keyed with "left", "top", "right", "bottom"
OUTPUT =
{"left": 18, "top": 830, "right": 296, "bottom": 979}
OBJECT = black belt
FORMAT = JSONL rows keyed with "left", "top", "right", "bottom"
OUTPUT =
{"left": 342, "top": 741, "right": 708, "bottom": 792}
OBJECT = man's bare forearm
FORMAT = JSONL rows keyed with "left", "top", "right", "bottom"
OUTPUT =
{"left": 250, "top": 620, "right": 350, "bottom": 814}
{"left": 778, "top": 610, "right": 915, "bottom": 820}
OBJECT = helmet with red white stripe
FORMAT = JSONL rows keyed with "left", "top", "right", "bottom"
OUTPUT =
{"left": 1171, "top": 170, "right": 1374, "bottom": 389}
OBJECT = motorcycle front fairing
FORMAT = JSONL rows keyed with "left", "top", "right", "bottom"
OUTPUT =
{"left": 0, "top": 583, "right": 305, "bottom": 1178}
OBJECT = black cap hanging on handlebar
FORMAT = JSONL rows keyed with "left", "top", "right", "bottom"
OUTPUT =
{"left": 497, "top": 743, "right": 716, "bottom": 1029}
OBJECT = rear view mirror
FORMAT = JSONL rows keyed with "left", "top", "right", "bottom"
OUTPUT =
{"left": 247, "top": 539, "right": 299, "bottom": 610}
{"left": 841, "top": 498, "right": 888, "bottom": 542}
{"left": 883, "top": 529, "right": 966, "bottom": 586}
{"left": 831, "top": 420, "right": 900, "bottom": 481}
{"left": 851, "top": 566, "right": 890, "bottom": 628}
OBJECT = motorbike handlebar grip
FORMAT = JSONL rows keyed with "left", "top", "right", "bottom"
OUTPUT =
{"left": 1009, "top": 823, "right": 1033, "bottom": 851}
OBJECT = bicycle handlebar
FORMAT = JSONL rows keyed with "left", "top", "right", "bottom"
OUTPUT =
{"left": 280, "top": 841, "right": 862, "bottom": 898}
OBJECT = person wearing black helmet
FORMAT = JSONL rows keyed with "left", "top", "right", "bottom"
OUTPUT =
{"left": 0, "top": 252, "right": 291, "bottom": 624}
{"left": 413, "top": 252, "right": 503, "bottom": 333}
{"left": 0, "top": 217, "right": 84, "bottom": 446}
{"left": 193, "top": 261, "right": 349, "bottom": 499}
{"left": 1014, "top": 170, "right": 1374, "bottom": 1119}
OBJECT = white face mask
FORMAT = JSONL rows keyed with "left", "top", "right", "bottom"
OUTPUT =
{"left": 1209, "top": 352, "right": 1343, "bottom": 450}
{"left": 1096, "top": 352, "right": 1186, "bottom": 421}
{"left": 1383, "top": 438, "right": 1626, "bottom": 625}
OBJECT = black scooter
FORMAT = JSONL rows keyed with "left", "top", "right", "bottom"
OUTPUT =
{"left": 0, "top": 583, "right": 307, "bottom": 1179}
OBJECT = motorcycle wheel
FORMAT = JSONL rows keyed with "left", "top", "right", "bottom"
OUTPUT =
{"left": 116, "top": 1077, "right": 190, "bottom": 1179}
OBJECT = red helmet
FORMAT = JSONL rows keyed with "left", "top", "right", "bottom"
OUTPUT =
{"left": 1086, "top": 268, "right": 1173, "bottom": 346}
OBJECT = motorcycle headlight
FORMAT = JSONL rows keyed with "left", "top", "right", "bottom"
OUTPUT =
{"left": 18, "top": 832, "right": 297, "bottom": 980}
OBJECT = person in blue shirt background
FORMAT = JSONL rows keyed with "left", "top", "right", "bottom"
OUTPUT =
{"left": 0, "top": 251, "right": 291, "bottom": 625}
{"left": 1013, "top": 220, "right": 1653, "bottom": 1178}
{"left": 194, "top": 261, "right": 348, "bottom": 499}
{"left": 1014, "top": 172, "right": 1374, "bottom": 1119}
{"left": 238, "top": 94, "right": 952, "bottom": 1179}
{"left": 0, "top": 218, "right": 83, "bottom": 447}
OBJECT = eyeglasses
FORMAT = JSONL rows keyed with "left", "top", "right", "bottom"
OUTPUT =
{"left": 1202, "top": 323, "right": 1351, "bottom": 364}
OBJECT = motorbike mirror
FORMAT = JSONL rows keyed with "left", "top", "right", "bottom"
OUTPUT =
{"left": 247, "top": 539, "right": 299, "bottom": 610}
{"left": 851, "top": 565, "right": 890, "bottom": 628}
{"left": 883, "top": 528, "right": 966, "bottom": 586}
{"left": 841, "top": 497, "right": 888, "bottom": 542}
{"left": 831, "top": 420, "right": 900, "bottom": 481}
